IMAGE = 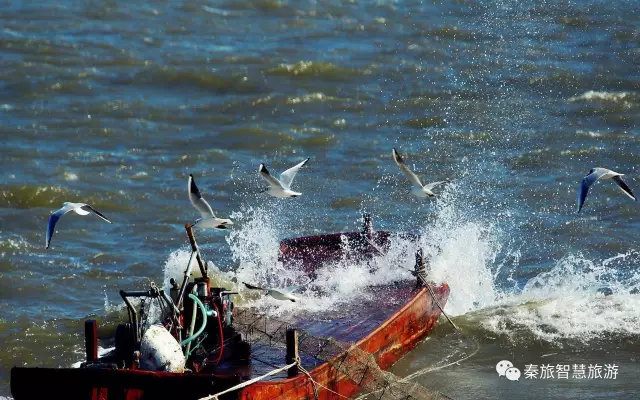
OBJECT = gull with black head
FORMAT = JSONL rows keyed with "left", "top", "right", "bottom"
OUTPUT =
{"left": 188, "top": 174, "right": 233, "bottom": 229}
{"left": 259, "top": 158, "right": 310, "bottom": 198}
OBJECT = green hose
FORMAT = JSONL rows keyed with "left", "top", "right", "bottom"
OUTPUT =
{"left": 181, "top": 293, "right": 207, "bottom": 347}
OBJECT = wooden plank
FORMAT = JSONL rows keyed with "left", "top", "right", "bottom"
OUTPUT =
{"left": 85, "top": 320, "right": 98, "bottom": 362}
{"left": 286, "top": 329, "right": 299, "bottom": 378}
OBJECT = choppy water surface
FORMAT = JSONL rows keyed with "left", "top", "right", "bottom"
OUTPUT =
{"left": 1, "top": 0, "right": 639, "bottom": 398}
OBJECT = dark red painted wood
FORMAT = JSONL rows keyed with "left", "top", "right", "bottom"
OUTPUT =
{"left": 10, "top": 367, "right": 242, "bottom": 400}
{"left": 85, "top": 320, "right": 98, "bottom": 362}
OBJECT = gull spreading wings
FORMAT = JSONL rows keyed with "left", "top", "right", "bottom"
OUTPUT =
{"left": 577, "top": 167, "right": 637, "bottom": 213}
{"left": 392, "top": 148, "right": 449, "bottom": 198}
{"left": 188, "top": 174, "right": 233, "bottom": 229}
{"left": 46, "top": 202, "right": 111, "bottom": 249}
{"left": 259, "top": 158, "right": 310, "bottom": 198}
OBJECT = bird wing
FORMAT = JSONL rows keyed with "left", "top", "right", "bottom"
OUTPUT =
{"left": 577, "top": 168, "right": 608, "bottom": 213}
{"left": 243, "top": 282, "right": 266, "bottom": 291}
{"left": 259, "top": 164, "right": 284, "bottom": 189}
{"left": 392, "top": 148, "right": 423, "bottom": 188}
{"left": 188, "top": 174, "right": 215, "bottom": 218}
{"left": 423, "top": 180, "right": 449, "bottom": 191}
{"left": 80, "top": 204, "right": 112, "bottom": 223}
{"left": 612, "top": 175, "right": 637, "bottom": 201}
{"left": 279, "top": 158, "right": 310, "bottom": 190}
{"left": 46, "top": 203, "right": 77, "bottom": 249}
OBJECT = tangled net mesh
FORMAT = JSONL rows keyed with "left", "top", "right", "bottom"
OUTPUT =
{"left": 233, "top": 309, "right": 452, "bottom": 400}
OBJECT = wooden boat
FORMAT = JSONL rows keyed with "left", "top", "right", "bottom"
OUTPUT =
{"left": 11, "top": 215, "right": 449, "bottom": 400}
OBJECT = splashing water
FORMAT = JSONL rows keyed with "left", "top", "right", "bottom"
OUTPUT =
{"left": 482, "top": 251, "right": 640, "bottom": 343}
{"left": 154, "top": 180, "right": 640, "bottom": 344}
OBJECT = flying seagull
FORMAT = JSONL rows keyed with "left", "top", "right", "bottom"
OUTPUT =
{"left": 392, "top": 148, "right": 449, "bottom": 198}
{"left": 577, "top": 167, "right": 637, "bottom": 213}
{"left": 46, "top": 202, "right": 111, "bottom": 249}
{"left": 242, "top": 281, "right": 305, "bottom": 302}
{"left": 188, "top": 174, "right": 233, "bottom": 229}
{"left": 259, "top": 158, "right": 310, "bottom": 198}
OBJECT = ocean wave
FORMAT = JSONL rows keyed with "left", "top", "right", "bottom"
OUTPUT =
{"left": 476, "top": 252, "right": 640, "bottom": 344}
{"left": 285, "top": 92, "right": 340, "bottom": 104}
{"left": 221, "top": 92, "right": 354, "bottom": 114}
{"left": 217, "top": 125, "right": 337, "bottom": 151}
{"left": 130, "top": 66, "right": 264, "bottom": 94}
{"left": 402, "top": 117, "right": 447, "bottom": 129}
{"left": 0, "top": 236, "right": 35, "bottom": 254}
{"left": 568, "top": 91, "right": 634, "bottom": 103}
{"left": 0, "top": 185, "right": 76, "bottom": 209}
{"left": 0, "top": 184, "right": 131, "bottom": 212}
{"left": 426, "top": 26, "right": 477, "bottom": 41}
{"left": 267, "top": 61, "right": 367, "bottom": 80}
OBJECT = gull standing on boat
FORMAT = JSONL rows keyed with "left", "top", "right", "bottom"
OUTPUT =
{"left": 242, "top": 282, "right": 305, "bottom": 302}
{"left": 577, "top": 167, "right": 637, "bottom": 213}
{"left": 259, "top": 158, "right": 310, "bottom": 198}
{"left": 392, "top": 148, "right": 448, "bottom": 198}
{"left": 188, "top": 174, "right": 233, "bottom": 229}
{"left": 46, "top": 202, "right": 111, "bottom": 249}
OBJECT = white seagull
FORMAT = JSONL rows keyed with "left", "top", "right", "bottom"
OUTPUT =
{"left": 46, "top": 202, "right": 111, "bottom": 249}
{"left": 242, "top": 282, "right": 305, "bottom": 302}
{"left": 259, "top": 158, "right": 310, "bottom": 198}
{"left": 392, "top": 148, "right": 449, "bottom": 198}
{"left": 577, "top": 168, "right": 637, "bottom": 213}
{"left": 188, "top": 174, "right": 233, "bottom": 229}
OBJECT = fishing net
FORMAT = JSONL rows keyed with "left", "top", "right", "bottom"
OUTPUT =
{"left": 233, "top": 309, "right": 452, "bottom": 400}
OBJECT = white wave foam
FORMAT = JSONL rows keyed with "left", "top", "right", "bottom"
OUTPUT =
{"left": 157, "top": 181, "right": 640, "bottom": 343}
{"left": 223, "top": 205, "right": 414, "bottom": 315}
{"left": 414, "top": 182, "right": 640, "bottom": 343}
{"left": 63, "top": 171, "right": 78, "bottom": 181}
{"left": 103, "top": 290, "right": 121, "bottom": 313}
{"left": 576, "top": 129, "right": 603, "bottom": 137}
{"left": 483, "top": 252, "right": 640, "bottom": 342}
{"left": 568, "top": 90, "right": 631, "bottom": 102}
{"left": 71, "top": 346, "right": 115, "bottom": 368}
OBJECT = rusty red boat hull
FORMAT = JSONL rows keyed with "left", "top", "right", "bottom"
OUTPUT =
{"left": 11, "top": 367, "right": 242, "bottom": 400}
{"left": 239, "top": 283, "right": 450, "bottom": 400}
{"left": 10, "top": 284, "right": 448, "bottom": 400}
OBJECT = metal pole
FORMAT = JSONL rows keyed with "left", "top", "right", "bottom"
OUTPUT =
{"left": 120, "top": 290, "right": 140, "bottom": 344}
{"left": 176, "top": 250, "right": 197, "bottom": 311}
{"left": 186, "top": 223, "right": 207, "bottom": 279}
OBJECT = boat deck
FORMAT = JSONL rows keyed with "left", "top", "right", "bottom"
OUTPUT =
{"left": 234, "top": 282, "right": 419, "bottom": 379}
